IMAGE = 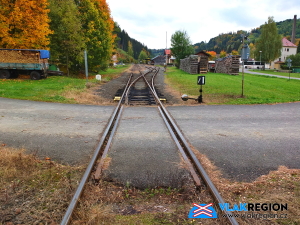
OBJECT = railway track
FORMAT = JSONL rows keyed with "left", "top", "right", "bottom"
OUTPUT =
{"left": 60, "top": 65, "right": 238, "bottom": 225}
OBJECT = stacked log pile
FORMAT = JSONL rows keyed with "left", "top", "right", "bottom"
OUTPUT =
{"left": 0, "top": 50, "right": 40, "bottom": 64}
{"left": 180, "top": 55, "right": 198, "bottom": 74}
{"left": 199, "top": 55, "right": 208, "bottom": 74}
{"left": 215, "top": 55, "right": 240, "bottom": 75}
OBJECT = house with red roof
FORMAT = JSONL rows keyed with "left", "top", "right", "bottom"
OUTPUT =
{"left": 271, "top": 37, "right": 297, "bottom": 69}
{"left": 164, "top": 49, "right": 175, "bottom": 64}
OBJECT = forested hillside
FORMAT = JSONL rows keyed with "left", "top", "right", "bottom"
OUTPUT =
{"left": 115, "top": 23, "right": 150, "bottom": 60}
{"left": 193, "top": 18, "right": 300, "bottom": 54}
{"left": 150, "top": 49, "right": 165, "bottom": 57}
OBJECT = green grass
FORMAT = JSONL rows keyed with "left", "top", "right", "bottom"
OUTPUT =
{"left": 1, "top": 65, "right": 299, "bottom": 105}
{"left": 0, "top": 76, "right": 87, "bottom": 103}
{"left": 165, "top": 67, "right": 300, "bottom": 105}
{"left": 250, "top": 69, "right": 300, "bottom": 78}
{"left": 0, "top": 65, "right": 130, "bottom": 103}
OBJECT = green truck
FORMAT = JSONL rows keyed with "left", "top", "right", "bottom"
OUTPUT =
{"left": 0, "top": 49, "right": 50, "bottom": 80}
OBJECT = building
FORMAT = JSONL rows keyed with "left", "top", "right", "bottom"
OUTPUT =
{"left": 164, "top": 49, "right": 175, "bottom": 64}
{"left": 150, "top": 55, "right": 166, "bottom": 65}
{"left": 195, "top": 51, "right": 210, "bottom": 73}
{"left": 271, "top": 37, "right": 297, "bottom": 69}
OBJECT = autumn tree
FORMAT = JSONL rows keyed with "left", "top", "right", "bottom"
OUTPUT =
{"left": 254, "top": 17, "right": 282, "bottom": 64}
{"left": 231, "top": 50, "right": 239, "bottom": 55}
{"left": 48, "top": 0, "right": 85, "bottom": 74}
{"left": 220, "top": 50, "right": 227, "bottom": 58}
{"left": 128, "top": 41, "right": 134, "bottom": 58}
{"left": 0, "top": 0, "right": 52, "bottom": 49}
{"left": 75, "top": 0, "right": 115, "bottom": 70}
{"left": 248, "top": 43, "right": 256, "bottom": 59}
{"left": 138, "top": 49, "right": 148, "bottom": 62}
{"left": 170, "top": 30, "right": 194, "bottom": 67}
{"left": 206, "top": 51, "right": 217, "bottom": 60}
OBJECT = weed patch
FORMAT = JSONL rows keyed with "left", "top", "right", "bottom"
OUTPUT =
{"left": 0, "top": 146, "right": 84, "bottom": 225}
{"left": 1, "top": 145, "right": 299, "bottom": 224}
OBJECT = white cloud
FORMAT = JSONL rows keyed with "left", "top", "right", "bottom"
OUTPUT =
{"left": 107, "top": 0, "right": 299, "bottom": 49}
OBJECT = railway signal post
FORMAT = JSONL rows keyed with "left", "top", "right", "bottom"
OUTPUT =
{"left": 181, "top": 76, "right": 206, "bottom": 103}
{"left": 197, "top": 76, "right": 205, "bottom": 103}
{"left": 287, "top": 58, "right": 292, "bottom": 80}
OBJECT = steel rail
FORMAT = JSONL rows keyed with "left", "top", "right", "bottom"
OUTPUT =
{"left": 145, "top": 66, "right": 239, "bottom": 225}
{"left": 124, "top": 66, "right": 152, "bottom": 104}
{"left": 60, "top": 73, "right": 133, "bottom": 225}
{"left": 93, "top": 105, "right": 124, "bottom": 180}
{"left": 61, "top": 65, "right": 238, "bottom": 225}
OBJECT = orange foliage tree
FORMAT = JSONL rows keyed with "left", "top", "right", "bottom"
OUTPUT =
{"left": 206, "top": 51, "right": 217, "bottom": 60}
{"left": 0, "top": 0, "right": 52, "bottom": 49}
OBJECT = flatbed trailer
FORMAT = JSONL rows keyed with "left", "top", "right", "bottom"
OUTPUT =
{"left": 0, "top": 49, "right": 50, "bottom": 80}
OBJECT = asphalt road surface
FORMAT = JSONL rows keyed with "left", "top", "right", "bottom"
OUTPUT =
{"left": 0, "top": 98, "right": 115, "bottom": 165}
{"left": 1, "top": 97, "right": 299, "bottom": 182}
{"left": 102, "top": 107, "right": 192, "bottom": 189}
{"left": 168, "top": 103, "right": 300, "bottom": 182}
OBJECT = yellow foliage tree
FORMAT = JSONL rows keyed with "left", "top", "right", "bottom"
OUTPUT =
{"left": 231, "top": 50, "right": 239, "bottom": 55}
{"left": 249, "top": 43, "right": 256, "bottom": 59}
{"left": 220, "top": 50, "right": 227, "bottom": 58}
{"left": 0, "top": 0, "right": 52, "bottom": 49}
{"left": 77, "top": 0, "right": 116, "bottom": 69}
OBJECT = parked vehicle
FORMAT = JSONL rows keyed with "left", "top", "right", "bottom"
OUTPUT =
{"left": 208, "top": 61, "right": 215, "bottom": 72}
{"left": 243, "top": 61, "right": 265, "bottom": 69}
{"left": 0, "top": 49, "right": 50, "bottom": 80}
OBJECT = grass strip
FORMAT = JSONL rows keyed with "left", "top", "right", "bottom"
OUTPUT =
{"left": 165, "top": 67, "right": 300, "bottom": 104}
{"left": 0, "top": 65, "right": 130, "bottom": 104}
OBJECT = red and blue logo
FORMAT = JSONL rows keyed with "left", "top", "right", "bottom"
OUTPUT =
{"left": 188, "top": 203, "right": 218, "bottom": 218}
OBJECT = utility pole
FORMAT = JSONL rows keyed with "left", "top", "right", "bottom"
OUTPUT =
{"left": 242, "top": 36, "right": 245, "bottom": 97}
{"left": 84, "top": 50, "right": 88, "bottom": 82}
{"left": 166, "top": 31, "right": 168, "bottom": 64}
{"left": 165, "top": 31, "right": 168, "bottom": 71}
{"left": 241, "top": 34, "right": 250, "bottom": 97}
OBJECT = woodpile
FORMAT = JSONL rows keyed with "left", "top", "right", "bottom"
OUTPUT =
{"left": 180, "top": 55, "right": 209, "bottom": 74}
{"left": 180, "top": 55, "right": 199, "bottom": 74}
{"left": 215, "top": 55, "right": 240, "bottom": 75}
{"left": 199, "top": 55, "right": 208, "bottom": 74}
{"left": 0, "top": 50, "right": 40, "bottom": 64}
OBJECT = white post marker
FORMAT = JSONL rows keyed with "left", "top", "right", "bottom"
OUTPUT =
{"left": 96, "top": 74, "right": 101, "bottom": 81}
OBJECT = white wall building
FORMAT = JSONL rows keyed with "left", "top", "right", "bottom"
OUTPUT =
{"left": 271, "top": 37, "right": 297, "bottom": 69}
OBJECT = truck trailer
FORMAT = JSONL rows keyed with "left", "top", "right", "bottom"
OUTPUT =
{"left": 0, "top": 49, "right": 50, "bottom": 80}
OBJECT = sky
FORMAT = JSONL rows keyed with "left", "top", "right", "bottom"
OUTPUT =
{"left": 106, "top": 0, "right": 299, "bottom": 50}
